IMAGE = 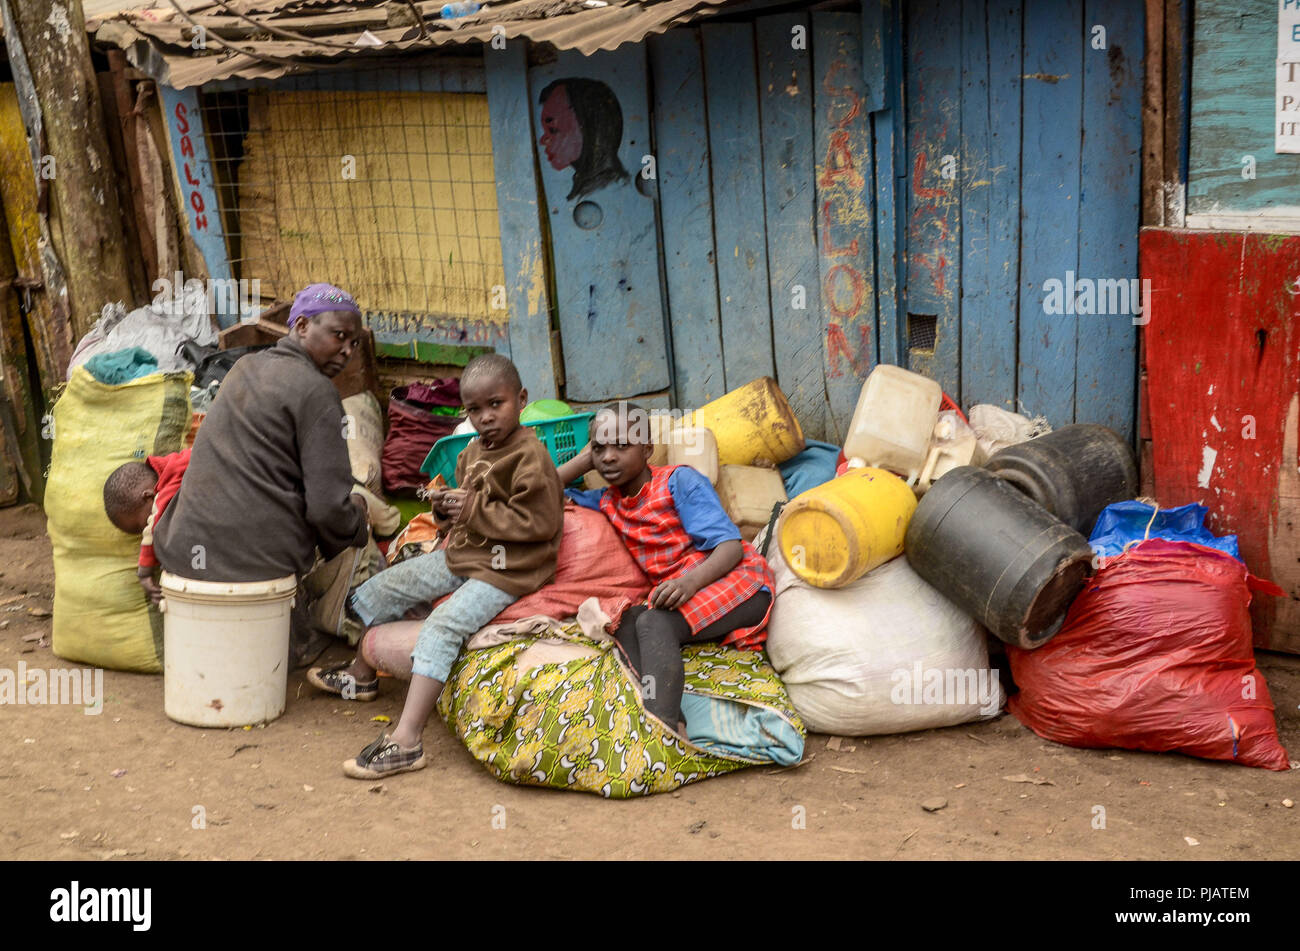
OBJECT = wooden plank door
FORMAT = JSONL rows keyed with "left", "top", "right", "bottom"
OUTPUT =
{"left": 959, "top": 0, "right": 1021, "bottom": 412}
{"left": 904, "top": 0, "right": 962, "bottom": 397}
{"left": 1016, "top": 0, "right": 1085, "bottom": 426}
{"left": 756, "top": 12, "right": 825, "bottom": 438}
{"left": 900, "top": 0, "right": 1143, "bottom": 439}
{"left": 1075, "top": 0, "right": 1143, "bottom": 441}
{"left": 649, "top": 30, "right": 726, "bottom": 410}
{"left": 813, "top": 12, "right": 877, "bottom": 440}
{"left": 648, "top": 13, "right": 884, "bottom": 439}
{"left": 529, "top": 47, "right": 671, "bottom": 402}
{"left": 701, "top": 23, "right": 777, "bottom": 392}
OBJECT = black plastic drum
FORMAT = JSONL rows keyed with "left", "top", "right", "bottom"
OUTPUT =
{"left": 904, "top": 466, "right": 1094, "bottom": 649}
{"left": 984, "top": 424, "right": 1137, "bottom": 536}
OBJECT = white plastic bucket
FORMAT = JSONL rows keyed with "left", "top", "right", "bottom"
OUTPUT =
{"left": 159, "top": 572, "right": 297, "bottom": 727}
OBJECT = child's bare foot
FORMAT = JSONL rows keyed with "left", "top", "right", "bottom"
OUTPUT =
{"left": 307, "top": 661, "right": 378, "bottom": 701}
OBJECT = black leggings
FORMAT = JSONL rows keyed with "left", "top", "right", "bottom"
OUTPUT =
{"left": 614, "top": 589, "right": 772, "bottom": 728}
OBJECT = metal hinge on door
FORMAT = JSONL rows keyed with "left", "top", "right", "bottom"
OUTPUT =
{"left": 12, "top": 275, "right": 42, "bottom": 315}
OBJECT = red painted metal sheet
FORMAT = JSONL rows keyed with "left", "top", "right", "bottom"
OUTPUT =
{"left": 1142, "top": 228, "right": 1300, "bottom": 653}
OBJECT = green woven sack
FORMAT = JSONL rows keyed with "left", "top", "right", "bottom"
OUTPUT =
{"left": 46, "top": 367, "right": 190, "bottom": 673}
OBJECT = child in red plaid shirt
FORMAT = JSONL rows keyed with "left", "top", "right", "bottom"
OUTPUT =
{"left": 559, "top": 402, "right": 773, "bottom": 735}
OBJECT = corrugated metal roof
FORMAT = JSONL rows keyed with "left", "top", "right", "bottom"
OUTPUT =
{"left": 92, "top": 0, "right": 739, "bottom": 88}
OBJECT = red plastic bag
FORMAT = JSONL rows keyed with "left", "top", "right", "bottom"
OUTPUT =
{"left": 381, "top": 380, "right": 461, "bottom": 496}
{"left": 489, "top": 502, "right": 650, "bottom": 626}
{"left": 1008, "top": 539, "right": 1290, "bottom": 770}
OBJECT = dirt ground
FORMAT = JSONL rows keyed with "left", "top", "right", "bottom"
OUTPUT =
{"left": 2, "top": 502, "right": 1298, "bottom": 862}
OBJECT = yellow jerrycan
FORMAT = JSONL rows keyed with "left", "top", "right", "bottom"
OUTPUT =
{"left": 777, "top": 467, "right": 917, "bottom": 588}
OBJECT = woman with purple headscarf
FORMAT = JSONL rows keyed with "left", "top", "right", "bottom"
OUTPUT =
{"left": 153, "top": 283, "right": 372, "bottom": 667}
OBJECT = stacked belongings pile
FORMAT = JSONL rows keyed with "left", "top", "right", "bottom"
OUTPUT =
{"left": 758, "top": 366, "right": 1007, "bottom": 736}
{"left": 1000, "top": 496, "right": 1290, "bottom": 770}
{"left": 63, "top": 312, "right": 1290, "bottom": 780}
{"left": 903, "top": 403, "right": 1290, "bottom": 770}
{"left": 48, "top": 286, "right": 234, "bottom": 675}
{"left": 706, "top": 363, "right": 1288, "bottom": 772}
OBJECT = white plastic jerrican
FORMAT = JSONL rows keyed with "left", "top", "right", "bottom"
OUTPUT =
{"left": 160, "top": 572, "right": 297, "bottom": 727}
{"left": 842, "top": 364, "right": 943, "bottom": 480}
{"left": 915, "top": 409, "right": 982, "bottom": 494}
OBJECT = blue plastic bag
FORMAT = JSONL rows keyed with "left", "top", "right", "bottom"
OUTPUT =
{"left": 1088, "top": 500, "right": 1241, "bottom": 561}
{"left": 779, "top": 440, "right": 841, "bottom": 498}
{"left": 83, "top": 347, "right": 159, "bottom": 385}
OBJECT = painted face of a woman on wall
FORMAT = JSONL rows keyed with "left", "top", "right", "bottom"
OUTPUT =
{"left": 539, "top": 84, "right": 584, "bottom": 171}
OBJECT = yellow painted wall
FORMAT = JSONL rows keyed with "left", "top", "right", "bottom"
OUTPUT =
{"left": 238, "top": 90, "right": 507, "bottom": 329}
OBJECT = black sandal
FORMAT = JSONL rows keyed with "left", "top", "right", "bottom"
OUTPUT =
{"left": 306, "top": 663, "right": 379, "bottom": 701}
{"left": 343, "top": 732, "right": 428, "bottom": 779}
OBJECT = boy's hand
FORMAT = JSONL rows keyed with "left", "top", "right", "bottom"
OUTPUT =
{"left": 436, "top": 488, "right": 468, "bottom": 519}
{"left": 137, "top": 570, "right": 163, "bottom": 606}
{"left": 648, "top": 574, "right": 701, "bottom": 611}
{"left": 556, "top": 443, "right": 595, "bottom": 485}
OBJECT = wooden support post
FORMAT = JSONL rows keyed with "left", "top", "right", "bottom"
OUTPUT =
{"left": 103, "top": 49, "right": 156, "bottom": 293}
{"left": 1141, "top": 0, "right": 1165, "bottom": 226}
{"left": 3, "top": 0, "right": 137, "bottom": 338}
{"left": 1161, "top": 0, "right": 1189, "bottom": 227}
{"left": 0, "top": 187, "right": 45, "bottom": 505}
{"left": 138, "top": 84, "right": 196, "bottom": 285}
{"left": 483, "top": 42, "right": 559, "bottom": 399}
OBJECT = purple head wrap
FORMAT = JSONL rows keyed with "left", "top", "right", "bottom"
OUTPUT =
{"left": 288, "top": 283, "right": 361, "bottom": 327}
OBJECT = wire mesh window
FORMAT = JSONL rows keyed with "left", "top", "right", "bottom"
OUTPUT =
{"left": 199, "top": 66, "right": 507, "bottom": 341}
{"left": 907, "top": 313, "right": 938, "bottom": 353}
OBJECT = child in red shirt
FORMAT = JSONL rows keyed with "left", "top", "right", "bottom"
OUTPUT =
{"left": 103, "top": 449, "right": 191, "bottom": 605}
{"left": 557, "top": 402, "right": 774, "bottom": 735}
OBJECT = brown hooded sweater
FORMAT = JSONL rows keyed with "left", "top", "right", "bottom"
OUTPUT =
{"left": 436, "top": 425, "right": 564, "bottom": 596}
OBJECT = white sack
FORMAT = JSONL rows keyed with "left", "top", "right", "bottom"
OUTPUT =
{"left": 759, "top": 528, "right": 1004, "bottom": 736}
{"left": 967, "top": 403, "right": 1051, "bottom": 460}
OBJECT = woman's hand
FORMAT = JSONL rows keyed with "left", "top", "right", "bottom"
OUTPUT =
{"left": 649, "top": 573, "right": 701, "bottom": 611}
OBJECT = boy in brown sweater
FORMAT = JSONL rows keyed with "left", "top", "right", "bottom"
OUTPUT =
{"left": 311, "top": 353, "right": 564, "bottom": 779}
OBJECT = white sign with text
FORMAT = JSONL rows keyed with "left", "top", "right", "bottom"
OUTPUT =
{"left": 1277, "top": 0, "right": 1300, "bottom": 152}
